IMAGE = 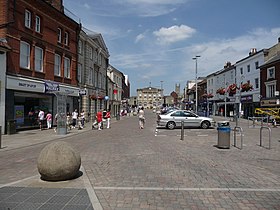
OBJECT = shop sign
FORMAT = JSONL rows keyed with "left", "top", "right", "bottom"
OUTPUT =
{"left": 79, "top": 89, "right": 87, "bottom": 96}
{"left": 261, "top": 99, "right": 280, "bottom": 107}
{"left": 44, "top": 81, "right": 59, "bottom": 93}
{"left": 241, "top": 95, "right": 252, "bottom": 102}
{"left": 7, "top": 76, "right": 44, "bottom": 92}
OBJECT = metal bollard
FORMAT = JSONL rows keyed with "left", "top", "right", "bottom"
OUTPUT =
{"left": 260, "top": 126, "right": 271, "bottom": 149}
{"left": 180, "top": 120, "right": 184, "bottom": 140}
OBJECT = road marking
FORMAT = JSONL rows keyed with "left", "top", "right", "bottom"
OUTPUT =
{"left": 94, "top": 186, "right": 280, "bottom": 192}
{"left": 81, "top": 165, "right": 103, "bottom": 210}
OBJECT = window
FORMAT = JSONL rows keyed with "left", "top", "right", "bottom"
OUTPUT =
{"left": 20, "top": 41, "right": 30, "bottom": 69}
{"left": 78, "top": 40, "right": 83, "bottom": 54}
{"left": 267, "top": 67, "right": 275, "bottom": 79}
{"left": 94, "top": 70, "right": 98, "bottom": 87}
{"left": 247, "top": 65, "right": 250, "bottom": 73}
{"left": 25, "top": 10, "right": 31, "bottom": 28}
{"left": 265, "top": 81, "right": 276, "bottom": 98}
{"left": 89, "top": 67, "right": 93, "bottom": 85}
{"left": 255, "top": 78, "right": 259, "bottom": 89}
{"left": 35, "top": 46, "right": 43, "bottom": 72}
{"left": 58, "top": 28, "right": 62, "bottom": 43}
{"left": 77, "top": 63, "right": 82, "bottom": 82}
{"left": 64, "top": 57, "right": 70, "bottom": 78}
{"left": 255, "top": 61, "right": 259, "bottom": 69}
{"left": 54, "top": 54, "right": 61, "bottom": 76}
{"left": 89, "top": 47, "right": 93, "bottom": 60}
{"left": 240, "top": 67, "right": 243, "bottom": 75}
{"left": 64, "top": 32, "right": 69, "bottom": 45}
{"left": 35, "top": 16, "right": 40, "bottom": 32}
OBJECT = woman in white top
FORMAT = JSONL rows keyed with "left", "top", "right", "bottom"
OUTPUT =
{"left": 138, "top": 107, "right": 145, "bottom": 129}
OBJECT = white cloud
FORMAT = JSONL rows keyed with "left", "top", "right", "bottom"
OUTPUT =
{"left": 153, "top": 25, "right": 196, "bottom": 45}
{"left": 83, "top": 3, "right": 91, "bottom": 9}
{"left": 135, "top": 34, "right": 145, "bottom": 43}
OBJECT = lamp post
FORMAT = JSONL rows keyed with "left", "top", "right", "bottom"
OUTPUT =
{"left": 193, "top": 55, "right": 201, "bottom": 113}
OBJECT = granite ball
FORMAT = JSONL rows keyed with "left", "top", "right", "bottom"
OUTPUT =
{"left": 37, "top": 141, "right": 81, "bottom": 181}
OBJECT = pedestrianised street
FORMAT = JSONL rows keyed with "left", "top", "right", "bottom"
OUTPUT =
{"left": 0, "top": 111, "right": 280, "bottom": 209}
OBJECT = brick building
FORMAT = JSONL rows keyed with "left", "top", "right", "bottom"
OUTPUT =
{"left": 0, "top": 0, "right": 81, "bottom": 131}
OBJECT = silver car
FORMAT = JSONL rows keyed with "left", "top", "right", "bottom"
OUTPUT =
{"left": 157, "top": 110, "right": 216, "bottom": 129}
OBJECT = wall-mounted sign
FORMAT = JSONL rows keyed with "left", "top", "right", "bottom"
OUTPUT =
{"left": 44, "top": 81, "right": 59, "bottom": 93}
{"left": 79, "top": 89, "right": 87, "bottom": 96}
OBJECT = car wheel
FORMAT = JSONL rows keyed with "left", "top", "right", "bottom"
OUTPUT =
{"left": 201, "top": 121, "right": 210, "bottom": 129}
{"left": 166, "top": 121, "right": 176, "bottom": 130}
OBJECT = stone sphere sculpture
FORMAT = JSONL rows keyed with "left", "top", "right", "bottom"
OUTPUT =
{"left": 37, "top": 141, "right": 81, "bottom": 181}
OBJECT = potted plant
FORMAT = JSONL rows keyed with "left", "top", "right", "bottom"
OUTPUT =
{"left": 241, "top": 83, "right": 253, "bottom": 92}
{"left": 216, "top": 88, "right": 225, "bottom": 95}
{"left": 228, "top": 83, "right": 238, "bottom": 96}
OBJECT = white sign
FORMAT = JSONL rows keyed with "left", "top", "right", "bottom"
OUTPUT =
{"left": 7, "top": 76, "right": 44, "bottom": 93}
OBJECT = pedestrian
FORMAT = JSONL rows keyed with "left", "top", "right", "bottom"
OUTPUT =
{"left": 138, "top": 107, "right": 145, "bottom": 129}
{"left": 80, "top": 110, "right": 85, "bottom": 128}
{"left": 46, "top": 112, "right": 52, "bottom": 129}
{"left": 54, "top": 113, "right": 58, "bottom": 132}
{"left": 72, "top": 109, "right": 78, "bottom": 128}
{"left": 96, "top": 110, "right": 103, "bottom": 130}
{"left": 66, "top": 112, "right": 72, "bottom": 130}
{"left": 38, "top": 109, "right": 45, "bottom": 130}
{"left": 105, "top": 109, "right": 111, "bottom": 129}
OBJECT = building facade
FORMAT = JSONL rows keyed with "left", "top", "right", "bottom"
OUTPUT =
{"left": 137, "top": 87, "right": 163, "bottom": 109}
{"left": 107, "top": 65, "right": 122, "bottom": 117}
{"left": 78, "top": 29, "right": 109, "bottom": 121}
{"left": 1, "top": 0, "right": 81, "bottom": 132}
{"left": 260, "top": 39, "right": 280, "bottom": 108}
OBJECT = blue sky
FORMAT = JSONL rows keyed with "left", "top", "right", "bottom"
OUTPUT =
{"left": 64, "top": 0, "right": 280, "bottom": 96}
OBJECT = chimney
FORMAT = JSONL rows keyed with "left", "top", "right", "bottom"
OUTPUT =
{"left": 45, "top": 0, "right": 64, "bottom": 12}
{"left": 249, "top": 48, "right": 257, "bottom": 56}
{"left": 224, "top": 61, "right": 231, "bottom": 68}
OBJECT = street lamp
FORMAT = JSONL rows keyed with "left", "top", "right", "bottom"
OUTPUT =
{"left": 193, "top": 55, "right": 201, "bottom": 113}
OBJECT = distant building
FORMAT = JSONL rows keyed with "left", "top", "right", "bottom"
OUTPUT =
{"left": 137, "top": 87, "right": 163, "bottom": 109}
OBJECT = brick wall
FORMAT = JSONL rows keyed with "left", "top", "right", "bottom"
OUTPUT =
{"left": 4, "top": 0, "right": 79, "bottom": 85}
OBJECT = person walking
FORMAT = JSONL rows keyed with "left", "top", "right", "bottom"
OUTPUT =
{"left": 38, "top": 109, "right": 45, "bottom": 130}
{"left": 138, "top": 107, "right": 145, "bottom": 129}
{"left": 96, "top": 110, "right": 103, "bottom": 130}
{"left": 80, "top": 110, "right": 85, "bottom": 128}
{"left": 105, "top": 109, "right": 111, "bottom": 129}
{"left": 72, "top": 109, "right": 78, "bottom": 128}
{"left": 46, "top": 112, "right": 52, "bottom": 129}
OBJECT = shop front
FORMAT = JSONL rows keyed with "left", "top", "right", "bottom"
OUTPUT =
{"left": 6, "top": 76, "right": 79, "bottom": 132}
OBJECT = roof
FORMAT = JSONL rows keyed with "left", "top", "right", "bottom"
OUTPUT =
{"left": 259, "top": 52, "right": 280, "bottom": 68}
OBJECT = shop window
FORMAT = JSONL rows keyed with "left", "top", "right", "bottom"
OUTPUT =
{"left": 20, "top": 41, "right": 30, "bottom": 69}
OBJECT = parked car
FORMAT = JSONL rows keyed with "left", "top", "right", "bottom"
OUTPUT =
{"left": 157, "top": 110, "right": 216, "bottom": 129}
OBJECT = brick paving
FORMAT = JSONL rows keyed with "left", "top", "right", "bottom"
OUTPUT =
{"left": 0, "top": 112, "right": 279, "bottom": 209}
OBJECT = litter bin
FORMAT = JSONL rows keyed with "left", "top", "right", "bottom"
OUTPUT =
{"left": 217, "top": 121, "right": 230, "bottom": 149}
{"left": 7, "top": 120, "right": 16, "bottom": 135}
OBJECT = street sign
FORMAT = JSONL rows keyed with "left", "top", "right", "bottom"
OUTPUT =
{"left": 79, "top": 89, "right": 87, "bottom": 96}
